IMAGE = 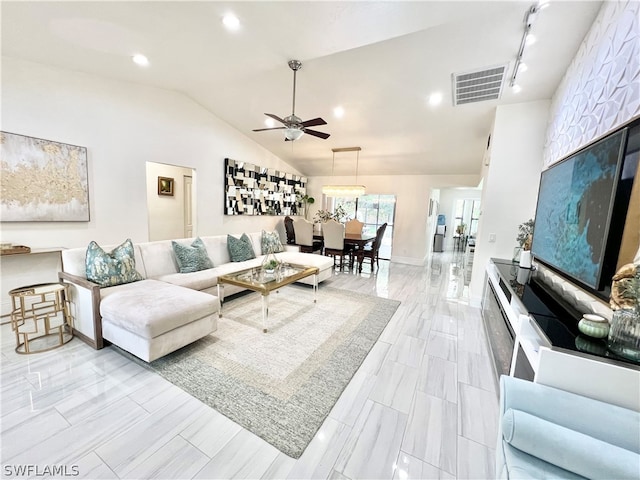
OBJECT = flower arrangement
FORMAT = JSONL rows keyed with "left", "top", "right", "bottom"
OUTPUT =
{"left": 516, "top": 219, "right": 535, "bottom": 250}
{"left": 314, "top": 205, "right": 349, "bottom": 223}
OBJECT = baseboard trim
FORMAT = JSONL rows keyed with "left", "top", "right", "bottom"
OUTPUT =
{"left": 390, "top": 256, "right": 426, "bottom": 266}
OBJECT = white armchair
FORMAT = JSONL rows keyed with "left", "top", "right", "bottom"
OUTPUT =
{"left": 293, "top": 218, "right": 322, "bottom": 253}
{"left": 322, "top": 219, "right": 347, "bottom": 269}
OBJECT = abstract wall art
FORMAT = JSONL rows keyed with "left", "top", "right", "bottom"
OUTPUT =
{"left": 224, "top": 158, "right": 306, "bottom": 216}
{"left": 0, "top": 132, "right": 90, "bottom": 222}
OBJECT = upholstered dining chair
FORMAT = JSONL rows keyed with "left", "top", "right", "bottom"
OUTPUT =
{"left": 322, "top": 219, "right": 347, "bottom": 269}
{"left": 284, "top": 216, "right": 296, "bottom": 244}
{"left": 360, "top": 222, "right": 387, "bottom": 271}
{"left": 345, "top": 218, "right": 365, "bottom": 235}
{"left": 293, "top": 218, "right": 322, "bottom": 253}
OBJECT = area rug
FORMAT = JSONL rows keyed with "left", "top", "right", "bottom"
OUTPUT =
{"left": 136, "top": 285, "right": 399, "bottom": 459}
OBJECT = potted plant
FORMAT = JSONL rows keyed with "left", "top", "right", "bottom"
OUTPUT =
{"left": 261, "top": 247, "right": 280, "bottom": 274}
{"left": 263, "top": 259, "right": 279, "bottom": 272}
{"left": 513, "top": 218, "right": 534, "bottom": 262}
{"left": 314, "top": 205, "right": 349, "bottom": 224}
{"left": 296, "top": 193, "right": 315, "bottom": 220}
{"left": 517, "top": 218, "right": 535, "bottom": 250}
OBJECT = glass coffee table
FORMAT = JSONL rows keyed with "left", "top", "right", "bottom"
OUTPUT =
{"left": 217, "top": 264, "right": 319, "bottom": 333}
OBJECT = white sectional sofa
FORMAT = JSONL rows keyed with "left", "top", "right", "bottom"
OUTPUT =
{"left": 59, "top": 231, "right": 334, "bottom": 362}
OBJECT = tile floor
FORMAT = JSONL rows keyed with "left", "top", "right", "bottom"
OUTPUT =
{"left": 0, "top": 251, "right": 499, "bottom": 479}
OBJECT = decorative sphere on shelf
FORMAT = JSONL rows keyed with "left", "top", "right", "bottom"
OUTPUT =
{"left": 578, "top": 314, "right": 610, "bottom": 339}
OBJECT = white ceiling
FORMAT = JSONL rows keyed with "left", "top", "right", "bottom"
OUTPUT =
{"left": 1, "top": 1, "right": 602, "bottom": 177}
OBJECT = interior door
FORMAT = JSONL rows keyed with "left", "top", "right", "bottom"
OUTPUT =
{"left": 184, "top": 175, "right": 193, "bottom": 237}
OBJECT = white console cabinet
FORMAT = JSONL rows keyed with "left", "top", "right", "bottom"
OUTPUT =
{"left": 482, "top": 259, "right": 639, "bottom": 411}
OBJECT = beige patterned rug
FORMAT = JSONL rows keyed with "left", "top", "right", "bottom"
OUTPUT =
{"left": 134, "top": 285, "right": 400, "bottom": 458}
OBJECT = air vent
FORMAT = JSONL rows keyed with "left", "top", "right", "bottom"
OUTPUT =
{"left": 452, "top": 65, "right": 507, "bottom": 106}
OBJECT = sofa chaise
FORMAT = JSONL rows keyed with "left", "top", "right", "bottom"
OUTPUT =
{"left": 59, "top": 231, "right": 334, "bottom": 362}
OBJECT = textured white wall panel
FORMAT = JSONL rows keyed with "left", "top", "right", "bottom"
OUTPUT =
{"left": 543, "top": 0, "right": 640, "bottom": 167}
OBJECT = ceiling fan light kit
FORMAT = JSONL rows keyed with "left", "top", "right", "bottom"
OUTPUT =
{"left": 285, "top": 128, "right": 304, "bottom": 141}
{"left": 322, "top": 147, "right": 366, "bottom": 198}
{"left": 252, "top": 60, "right": 330, "bottom": 141}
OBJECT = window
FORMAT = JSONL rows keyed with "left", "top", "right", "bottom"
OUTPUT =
{"left": 324, "top": 194, "right": 396, "bottom": 259}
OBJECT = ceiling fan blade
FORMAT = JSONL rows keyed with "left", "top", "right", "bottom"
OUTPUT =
{"left": 300, "top": 117, "right": 327, "bottom": 128}
{"left": 304, "top": 129, "right": 331, "bottom": 139}
{"left": 264, "top": 113, "right": 287, "bottom": 125}
{"left": 252, "top": 127, "right": 286, "bottom": 132}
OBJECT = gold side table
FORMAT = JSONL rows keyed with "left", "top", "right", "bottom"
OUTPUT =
{"left": 9, "top": 282, "right": 74, "bottom": 354}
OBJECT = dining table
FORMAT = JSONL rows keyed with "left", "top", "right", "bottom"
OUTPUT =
{"left": 313, "top": 232, "right": 376, "bottom": 273}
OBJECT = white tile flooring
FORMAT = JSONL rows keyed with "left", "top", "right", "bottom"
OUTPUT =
{"left": 0, "top": 251, "right": 499, "bottom": 479}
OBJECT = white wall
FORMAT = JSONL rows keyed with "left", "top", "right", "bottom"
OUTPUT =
{"left": 307, "top": 174, "right": 479, "bottom": 265}
{"left": 532, "top": 0, "right": 640, "bottom": 316}
{"left": 544, "top": 1, "right": 640, "bottom": 167}
{"left": 469, "top": 100, "right": 550, "bottom": 304}
{"left": 437, "top": 188, "right": 482, "bottom": 250}
{"left": 1, "top": 57, "right": 300, "bottom": 249}
{"left": 146, "top": 162, "right": 195, "bottom": 241}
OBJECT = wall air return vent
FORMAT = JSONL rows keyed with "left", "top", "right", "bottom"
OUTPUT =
{"left": 452, "top": 64, "right": 507, "bottom": 106}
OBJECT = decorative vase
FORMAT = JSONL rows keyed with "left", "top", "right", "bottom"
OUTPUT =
{"left": 607, "top": 309, "right": 640, "bottom": 361}
{"left": 261, "top": 249, "right": 280, "bottom": 275}
{"left": 519, "top": 250, "right": 532, "bottom": 269}
{"left": 578, "top": 314, "right": 610, "bottom": 339}
{"left": 575, "top": 335, "right": 608, "bottom": 356}
{"left": 512, "top": 246, "right": 523, "bottom": 263}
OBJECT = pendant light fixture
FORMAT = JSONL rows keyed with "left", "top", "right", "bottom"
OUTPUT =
{"left": 322, "top": 147, "right": 366, "bottom": 197}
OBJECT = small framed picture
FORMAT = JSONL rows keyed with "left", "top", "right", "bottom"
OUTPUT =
{"left": 158, "top": 176, "right": 174, "bottom": 196}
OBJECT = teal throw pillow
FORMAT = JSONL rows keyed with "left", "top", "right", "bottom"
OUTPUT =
{"left": 85, "top": 239, "right": 143, "bottom": 287}
{"left": 227, "top": 233, "right": 256, "bottom": 262}
{"left": 261, "top": 230, "right": 284, "bottom": 254}
{"left": 172, "top": 237, "right": 214, "bottom": 273}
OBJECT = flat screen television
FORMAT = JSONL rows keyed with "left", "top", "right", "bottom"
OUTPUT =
{"left": 531, "top": 129, "right": 627, "bottom": 291}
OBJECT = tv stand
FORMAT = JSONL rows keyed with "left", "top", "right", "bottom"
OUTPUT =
{"left": 481, "top": 258, "right": 639, "bottom": 411}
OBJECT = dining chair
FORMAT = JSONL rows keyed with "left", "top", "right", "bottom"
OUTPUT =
{"left": 293, "top": 218, "right": 322, "bottom": 253}
{"left": 322, "top": 219, "right": 347, "bottom": 269}
{"left": 345, "top": 218, "right": 364, "bottom": 235}
{"left": 360, "top": 223, "right": 387, "bottom": 271}
{"left": 284, "top": 216, "right": 296, "bottom": 244}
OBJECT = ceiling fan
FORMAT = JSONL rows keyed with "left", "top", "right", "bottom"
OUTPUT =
{"left": 252, "top": 60, "right": 330, "bottom": 141}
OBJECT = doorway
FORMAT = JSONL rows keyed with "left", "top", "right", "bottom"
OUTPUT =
{"left": 146, "top": 162, "right": 196, "bottom": 241}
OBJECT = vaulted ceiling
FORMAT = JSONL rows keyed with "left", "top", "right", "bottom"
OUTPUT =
{"left": 1, "top": 1, "right": 602, "bottom": 177}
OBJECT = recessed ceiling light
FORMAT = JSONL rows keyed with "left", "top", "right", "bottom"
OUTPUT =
{"left": 518, "top": 63, "right": 528, "bottom": 73}
{"left": 265, "top": 118, "right": 275, "bottom": 128}
{"left": 132, "top": 54, "right": 149, "bottom": 67}
{"left": 333, "top": 106, "right": 345, "bottom": 118}
{"left": 222, "top": 13, "right": 240, "bottom": 31}
{"left": 525, "top": 34, "right": 537, "bottom": 46}
{"left": 512, "top": 84, "right": 522, "bottom": 93}
{"left": 428, "top": 92, "right": 443, "bottom": 106}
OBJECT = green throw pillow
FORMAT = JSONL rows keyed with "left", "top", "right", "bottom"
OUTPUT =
{"left": 261, "top": 230, "right": 284, "bottom": 254}
{"left": 85, "top": 239, "right": 144, "bottom": 287}
{"left": 172, "top": 237, "right": 214, "bottom": 273}
{"left": 227, "top": 233, "right": 256, "bottom": 262}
